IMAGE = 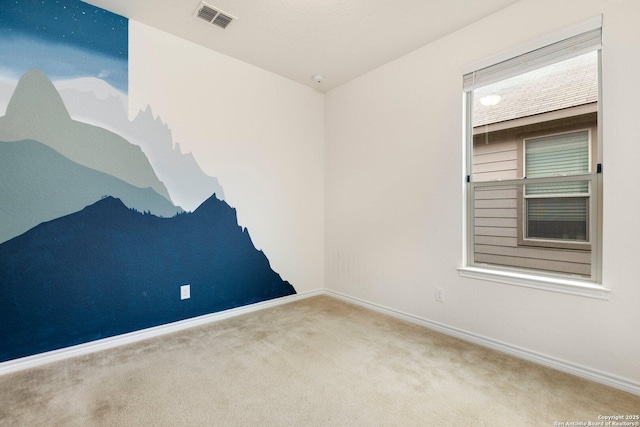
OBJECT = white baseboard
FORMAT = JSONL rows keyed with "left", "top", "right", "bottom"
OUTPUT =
{"left": 0, "top": 289, "right": 323, "bottom": 376}
{"left": 324, "top": 289, "right": 640, "bottom": 397}
{"left": 2, "top": 287, "right": 638, "bottom": 397}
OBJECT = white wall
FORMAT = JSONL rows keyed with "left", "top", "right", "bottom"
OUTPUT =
{"left": 129, "top": 22, "right": 325, "bottom": 293}
{"left": 326, "top": 0, "right": 640, "bottom": 385}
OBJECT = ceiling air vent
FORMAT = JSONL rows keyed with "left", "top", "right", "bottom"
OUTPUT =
{"left": 194, "top": 2, "right": 236, "bottom": 29}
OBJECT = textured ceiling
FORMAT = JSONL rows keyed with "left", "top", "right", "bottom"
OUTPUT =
{"left": 83, "top": 0, "right": 521, "bottom": 91}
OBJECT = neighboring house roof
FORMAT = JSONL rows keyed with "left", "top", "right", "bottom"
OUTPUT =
{"left": 473, "top": 51, "right": 598, "bottom": 128}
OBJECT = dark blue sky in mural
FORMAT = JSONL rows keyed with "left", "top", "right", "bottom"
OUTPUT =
{"left": 0, "top": 0, "right": 128, "bottom": 92}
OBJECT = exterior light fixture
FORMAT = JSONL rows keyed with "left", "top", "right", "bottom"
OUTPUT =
{"left": 480, "top": 94, "right": 501, "bottom": 106}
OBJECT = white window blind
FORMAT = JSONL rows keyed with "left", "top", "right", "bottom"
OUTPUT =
{"left": 463, "top": 27, "right": 602, "bottom": 92}
{"left": 525, "top": 130, "right": 590, "bottom": 194}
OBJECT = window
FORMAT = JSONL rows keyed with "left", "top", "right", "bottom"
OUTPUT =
{"left": 522, "top": 130, "right": 592, "bottom": 248}
{"left": 462, "top": 23, "right": 604, "bottom": 293}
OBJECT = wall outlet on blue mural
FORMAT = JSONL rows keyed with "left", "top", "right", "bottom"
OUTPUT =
{"left": 180, "top": 285, "right": 191, "bottom": 300}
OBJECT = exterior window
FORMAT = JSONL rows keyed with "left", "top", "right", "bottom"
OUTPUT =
{"left": 524, "top": 130, "right": 590, "bottom": 244}
{"left": 463, "top": 27, "right": 602, "bottom": 284}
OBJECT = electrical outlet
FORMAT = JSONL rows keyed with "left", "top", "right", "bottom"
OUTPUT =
{"left": 435, "top": 287, "right": 445, "bottom": 303}
{"left": 180, "top": 284, "right": 190, "bottom": 300}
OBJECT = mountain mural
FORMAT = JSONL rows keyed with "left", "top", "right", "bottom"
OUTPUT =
{"left": 1, "top": 1, "right": 296, "bottom": 364}
{"left": 0, "top": 195, "right": 295, "bottom": 362}
{"left": 1, "top": 71, "right": 226, "bottom": 212}
{"left": 55, "top": 78, "right": 226, "bottom": 210}
{"left": 0, "top": 139, "right": 183, "bottom": 243}
{"left": 55, "top": 76, "right": 128, "bottom": 112}
{"left": 128, "top": 106, "right": 226, "bottom": 210}
{"left": 0, "top": 79, "right": 16, "bottom": 115}
{"left": 0, "top": 69, "right": 173, "bottom": 203}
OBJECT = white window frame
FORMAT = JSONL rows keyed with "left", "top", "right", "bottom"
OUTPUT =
{"left": 458, "top": 18, "right": 608, "bottom": 299}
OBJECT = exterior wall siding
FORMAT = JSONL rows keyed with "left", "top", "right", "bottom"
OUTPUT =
{"left": 472, "top": 119, "right": 596, "bottom": 277}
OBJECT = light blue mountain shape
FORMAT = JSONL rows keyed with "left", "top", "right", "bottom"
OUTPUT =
{"left": 0, "top": 69, "right": 173, "bottom": 204}
{"left": 0, "top": 140, "right": 183, "bottom": 244}
{"left": 128, "top": 106, "right": 226, "bottom": 211}
{"left": 56, "top": 80, "right": 225, "bottom": 211}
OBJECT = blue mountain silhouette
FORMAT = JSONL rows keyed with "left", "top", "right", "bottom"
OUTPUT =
{"left": 0, "top": 139, "right": 183, "bottom": 244}
{"left": 0, "top": 195, "right": 295, "bottom": 362}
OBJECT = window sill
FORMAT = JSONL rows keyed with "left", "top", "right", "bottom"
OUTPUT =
{"left": 517, "top": 237, "right": 592, "bottom": 252}
{"left": 458, "top": 266, "right": 610, "bottom": 300}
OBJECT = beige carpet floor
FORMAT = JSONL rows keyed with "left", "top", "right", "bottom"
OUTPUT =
{"left": 0, "top": 295, "right": 638, "bottom": 426}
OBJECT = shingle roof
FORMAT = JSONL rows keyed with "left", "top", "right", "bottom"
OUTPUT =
{"left": 473, "top": 51, "right": 598, "bottom": 128}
